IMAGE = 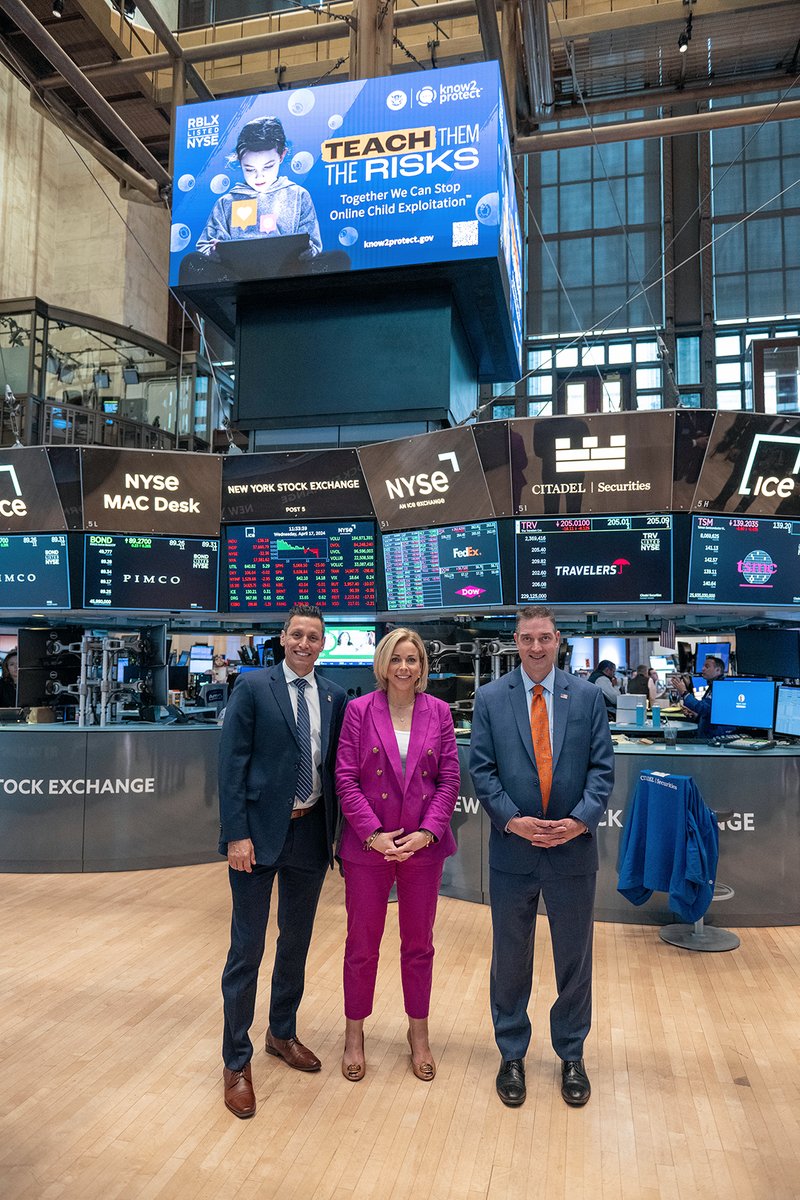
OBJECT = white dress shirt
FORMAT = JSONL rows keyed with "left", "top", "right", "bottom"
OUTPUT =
{"left": 283, "top": 660, "right": 322, "bottom": 809}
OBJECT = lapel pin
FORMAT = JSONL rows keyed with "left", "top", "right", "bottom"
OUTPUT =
{"left": 560, "top": 693, "right": 568, "bottom": 699}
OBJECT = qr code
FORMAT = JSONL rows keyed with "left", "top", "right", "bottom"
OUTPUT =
{"left": 45, "top": 550, "right": 59, "bottom": 564}
{"left": 193, "top": 554, "right": 209, "bottom": 570}
{"left": 452, "top": 220, "right": 479, "bottom": 247}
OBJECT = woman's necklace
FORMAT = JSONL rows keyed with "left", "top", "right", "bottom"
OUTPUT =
{"left": 389, "top": 699, "right": 414, "bottom": 726}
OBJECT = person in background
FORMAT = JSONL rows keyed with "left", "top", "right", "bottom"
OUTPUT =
{"left": 335, "top": 628, "right": 459, "bottom": 1084}
{"left": 587, "top": 660, "right": 619, "bottom": 716}
{"left": 469, "top": 606, "right": 614, "bottom": 1110}
{"left": 648, "top": 669, "right": 663, "bottom": 704}
{"left": 0, "top": 649, "right": 18, "bottom": 706}
{"left": 670, "top": 655, "right": 729, "bottom": 739}
{"left": 217, "top": 604, "right": 347, "bottom": 1119}
{"left": 212, "top": 653, "right": 229, "bottom": 684}
{"left": 627, "top": 666, "right": 650, "bottom": 698}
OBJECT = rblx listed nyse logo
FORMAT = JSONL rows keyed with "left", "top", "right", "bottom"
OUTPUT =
{"left": 186, "top": 113, "right": 220, "bottom": 149}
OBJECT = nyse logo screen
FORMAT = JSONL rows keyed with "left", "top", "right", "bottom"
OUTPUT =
{"left": 515, "top": 515, "right": 673, "bottom": 605}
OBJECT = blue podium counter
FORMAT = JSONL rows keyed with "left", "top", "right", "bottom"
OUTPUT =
{"left": 1, "top": 729, "right": 799, "bottom": 926}
{"left": 444, "top": 741, "right": 800, "bottom": 928}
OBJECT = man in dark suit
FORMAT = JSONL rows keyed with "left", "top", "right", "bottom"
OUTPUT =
{"left": 469, "top": 605, "right": 614, "bottom": 1109}
{"left": 218, "top": 604, "right": 347, "bottom": 1118}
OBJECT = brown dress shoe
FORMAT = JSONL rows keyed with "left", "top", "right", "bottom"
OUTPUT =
{"left": 223, "top": 1062, "right": 256, "bottom": 1118}
{"left": 265, "top": 1028, "right": 322, "bottom": 1072}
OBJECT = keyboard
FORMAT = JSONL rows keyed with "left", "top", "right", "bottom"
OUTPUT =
{"left": 723, "top": 737, "right": 777, "bottom": 751}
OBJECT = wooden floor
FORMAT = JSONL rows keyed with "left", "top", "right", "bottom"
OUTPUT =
{"left": 2, "top": 865, "right": 799, "bottom": 1200}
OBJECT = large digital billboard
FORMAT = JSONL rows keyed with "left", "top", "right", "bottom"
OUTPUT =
{"left": 687, "top": 515, "right": 800, "bottom": 606}
{"left": 169, "top": 62, "right": 521, "bottom": 356}
{"left": 515, "top": 514, "right": 673, "bottom": 605}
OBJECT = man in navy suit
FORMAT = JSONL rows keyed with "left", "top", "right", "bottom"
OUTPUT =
{"left": 470, "top": 606, "right": 614, "bottom": 1109}
{"left": 218, "top": 604, "right": 347, "bottom": 1118}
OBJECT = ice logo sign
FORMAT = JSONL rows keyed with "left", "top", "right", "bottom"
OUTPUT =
{"left": 736, "top": 433, "right": 800, "bottom": 500}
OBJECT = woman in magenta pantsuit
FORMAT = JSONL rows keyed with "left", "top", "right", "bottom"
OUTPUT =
{"left": 336, "top": 627, "right": 460, "bottom": 1082}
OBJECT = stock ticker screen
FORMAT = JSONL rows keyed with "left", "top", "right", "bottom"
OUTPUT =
{"left": 382, "top": 521, "right": 503, "bottom": 611}
{"left": 515, "top": 514, "right": 673, "bottom": 605}
{"left": 83, "top": 534, "right": 220, "bottom": 611}
{"left": 688, "top": 515, "right": 800, "bottom": 605}
{"left": 225, "top": 521, "right": 377, "bottom": 612}
{"left": 0, "top": 533, "right": 71, "bottom": 609}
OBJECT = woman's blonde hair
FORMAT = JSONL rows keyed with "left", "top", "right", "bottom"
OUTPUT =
{"left": 373, "top": 627, "right": 429, "bottom": 694}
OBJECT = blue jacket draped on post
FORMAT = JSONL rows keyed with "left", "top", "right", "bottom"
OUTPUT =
{"left": 617, "top": 771, "right": 719, "bottom": 923}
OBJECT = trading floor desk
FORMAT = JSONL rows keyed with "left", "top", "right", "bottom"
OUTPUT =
{"left": 1, "top": 731, "right": 798, "bottom": 926}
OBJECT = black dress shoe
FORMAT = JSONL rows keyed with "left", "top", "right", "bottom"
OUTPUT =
{"left": 561, "top": 1058, "right": 591, "bottom": 1106}
{"left": 496, "top": 1058, "right": 526, "bottom": 1107}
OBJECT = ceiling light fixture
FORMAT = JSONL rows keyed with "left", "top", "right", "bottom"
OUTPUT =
{"left": 52, "top": 0, "right": 64, "bottom": 16}
{"left": 678, "top": 9, "right": 693, "bottom": 52}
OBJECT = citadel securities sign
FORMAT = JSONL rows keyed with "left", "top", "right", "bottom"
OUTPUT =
{"left": 0, "top": 447, "right": 67, "bottom": 533}
{"left": 357, "top": 426, "right": 494, "bottom": 531}
{"left": 221, "top": 448, "right": 373, "bottom": 522}
{"left": 509, "top": 410, "right": 675, "bottom": 517}
{"left": 80, "top": 448, "right": 222, "bottom": 536}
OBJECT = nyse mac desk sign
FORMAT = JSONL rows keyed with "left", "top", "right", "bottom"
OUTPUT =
{"left": 357, "top": 426, "right": 494, "bottom": 532}
{"left": 509, "top": 412, "right": 675, "bottom": 517}
{"left": 80, "top": 449, "right": 222, "bottom": 537}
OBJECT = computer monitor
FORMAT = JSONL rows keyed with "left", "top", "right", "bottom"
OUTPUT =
{"left": 735, "top": 628, "right": 800, "bottom": 679}
{"left": 775, "top": 685, "right": 800, "bottom": 738}
{"left": 189, "top": 645, "right": 213, "bottom": 676}
{"left": 116, "top": 656, "right": 129, "bottom": 684}
{"left": 710, "top": 679, "right": 776, "bottom": 733}
{"left": 168, "top": 664, "right": 190, "bottom": 692}
{"left": 696, "top": 642, "right": 730, "bottom": 673}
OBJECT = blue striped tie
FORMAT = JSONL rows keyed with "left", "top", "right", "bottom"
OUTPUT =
{"left": 293, "top": 678, "right": 314, "bottom": 804}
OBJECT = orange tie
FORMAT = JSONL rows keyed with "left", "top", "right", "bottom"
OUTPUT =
{"left": 530, "top": 684, "right": 552, "bottom": 813}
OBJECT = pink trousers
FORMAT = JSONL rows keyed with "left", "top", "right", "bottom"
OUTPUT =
{"left": 342, "top": 856, "right": 444, "bottom": 1020}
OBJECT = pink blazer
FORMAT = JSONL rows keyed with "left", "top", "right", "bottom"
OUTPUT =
{"left": 335, "top": 690, "right": 460, "bottom": 865}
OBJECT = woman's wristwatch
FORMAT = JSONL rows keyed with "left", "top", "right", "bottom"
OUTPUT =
{"left": 420, "top": 828, "right": 436, "bottom": 847}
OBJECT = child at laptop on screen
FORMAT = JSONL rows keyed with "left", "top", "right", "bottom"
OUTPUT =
{"left": 196, "top": 116, "right": 321, "bottom": 259}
